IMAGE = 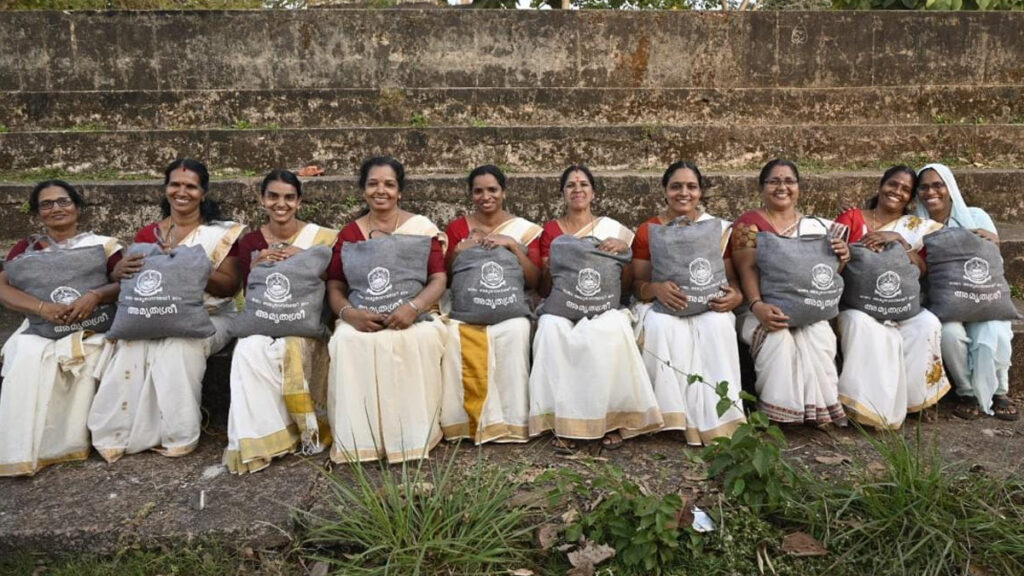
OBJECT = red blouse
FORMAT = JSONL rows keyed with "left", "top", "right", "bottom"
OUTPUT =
{"left": 444, "top": 216, "right": 542, "bottom": 269}
{"left": 327, "top": 221, "right": 446, "bottom": 283}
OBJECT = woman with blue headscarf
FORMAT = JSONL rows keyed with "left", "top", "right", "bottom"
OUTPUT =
{"left": 915, "top": 163, "right": 1016, "bottom": 420}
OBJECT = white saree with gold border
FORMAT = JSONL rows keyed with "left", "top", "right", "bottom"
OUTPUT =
{"left": 0, "top": 233, "right": 122, "bottom": 476}
{"left": 528, "top": 217, "right": 663, "bottom": 440}
{"left": 327, "top": 215, "right": 449, "bottom": 464}
{"left": 837, "top": 214, "right": 949, "bottom": 428}
{"left": 88, "top": 221, "right": 246, "bottom": 462}
{"left": 633, "top": 214, "right": 746, "bottom": 445}
{"left": 440, "top": 216, "right": 542, "bottom": 444}
{"left": 223, "top": 223, "right": 337, "bottom": 474}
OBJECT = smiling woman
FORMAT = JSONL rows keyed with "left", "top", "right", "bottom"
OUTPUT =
{"left": 223, "top": 170, "right": 338, "bottom": 474}
{"left": 87, "top": 159, "right": 247, "bottom": 463}
{"left": 833, "top": 166, "right": 948, "bottom": 429}
{"left": 0, "top": 180, "right": 123, "bottom": 476}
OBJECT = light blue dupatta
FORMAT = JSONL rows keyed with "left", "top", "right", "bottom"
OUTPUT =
{"left": 915, "top": 163, "right": 1012, "bottom": 414}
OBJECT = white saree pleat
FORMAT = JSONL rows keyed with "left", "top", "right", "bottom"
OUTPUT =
{"left": 327, "top": 318, "right": 446, "bottom": 464}
{"left": 88, "top": 315, "right": 233, "bottom": 462}
{"left": 636, "top": 304, "right": 745, "bottom": 445}
{"left": 224, "top": 336, "right": 295, "bottom": 473}
{"left": 838, "top": 309, "right": 949, "bottom": 428}
{"left": 528, "top": 310, "right": 662, "bottom": 440}
{"left": 440, "top": 317, "right": 532, "bottom": 444}
{"left": 0, "top": 323, "right": 105, "bottom": 476}
{"left": 740, "top": 313, "right": 845, "bottom": 425}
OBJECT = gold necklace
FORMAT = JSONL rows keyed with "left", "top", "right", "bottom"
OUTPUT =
{"left": 870, "top": 208, "right": 899, "bottom": 232}
{"left": 368, "top": 210, "right": 401, "bottom": 237}
{"left": 764, "top": 209, "right": 798, "bottom": 235}
{"left": 559, "top": 213, "right": 596, "bottom": 236}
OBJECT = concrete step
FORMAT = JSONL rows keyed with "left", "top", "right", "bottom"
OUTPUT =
{"left": 3, "top": 86, "right": 1023, "bottom": 130}
{"left": 3, "top": 170, "right": 1024, "bottom": 253}
{"left": 2, "top": 124, "right": 1023, "bottom": 176}
{"left": 4, "top": 11, "right": 1024, "bottom": 92}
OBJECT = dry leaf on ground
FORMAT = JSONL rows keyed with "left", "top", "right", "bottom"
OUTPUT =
{"left": 537, "top": 523, "right": 562, "bottom": 551}
{"left": 815, "top": 454, "right": 852, "bottom": 466}
{"left": 781, "top": 531, "right": 828, "bottom": 557}
{"left": 567, "top": 539, "right": 616, "bottom": 576}
{"left": 510, "top": 569, "right": 536, "bottom": 576}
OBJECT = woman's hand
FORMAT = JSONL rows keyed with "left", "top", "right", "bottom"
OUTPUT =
{"left": 652, "top": 281, "right": 688, "bottom": 312}
{"left": 111, "top": 253, "right": 144, "bottom": 281}
{"left": 383, "top": 301, "right": 419, "bottom": 330}
{"left": 861, "top": 231, "right": 907, "bottom": 252}
{"left": 972, "top": 228, "right": 1000, "bottom": 244}
{"left": 480, "top": 233, "right": 520, "bottom": 253}
{"left": 343, "top": 307, "right": 386, "bottom": 333}
{"left": 830, "top": 237, "right": 851, "bottom": 264}
{"left": 708, "top": 284, "right": 743, "bottom": 313}
{"left": 255, "top": 246, "right": 300, "bottom": 264}
{"left": 752, "top": 300, "right": 789, "bottom": 331}
{"left": 59, "top": 291, "right": 101, "bottom": 324}
{"left": 38, "top": 301, "right": 71, "bottom": 325}
{"left": 597, "top": 237, "right": 629, "bottom": 254}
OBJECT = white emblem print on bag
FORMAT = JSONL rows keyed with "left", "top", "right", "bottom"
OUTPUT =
{"left": 963, "top": 257, "right": 991, "bottom": 285}
{"left": 576, "top": 268, "right": 602, "bottom": 297}
{"left": 50, "top": 286, "right": 82, "bottom": 304}
{"left": 480, "top": 261, "right": 506, "bottom": 289}
{"left": 367, "top": 266, "right": 392, "bottom": 296}
{"left": 689, "top": 257, "right": 714, "bottom": 287}
{"left": 874, "top": 270, "right": 902, "bottom": 298}
{"left": 810, "top": 263, "right": 835, "bottom": 291}
{"left": 264, "top": 272, "right": 292, "bottom": 303}
{"left": 134, "top": 270, "right": 164, "bottom": 297}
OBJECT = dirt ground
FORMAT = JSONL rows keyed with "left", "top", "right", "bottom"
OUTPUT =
{"left": 1, "top": 390, "right": 1021, "bottom": 558}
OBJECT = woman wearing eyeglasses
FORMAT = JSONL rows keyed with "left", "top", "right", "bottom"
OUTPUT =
{"left": 914, "top": 163, "right": 1016, "bottom": 421}
{"left": 732, "top": 159, "right": 851, "bottom": 426}
{"left": 0, "top": 181, "right": 122, "bottom": 476}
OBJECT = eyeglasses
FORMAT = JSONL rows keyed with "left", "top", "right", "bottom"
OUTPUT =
{"left": 764, "top": 178, "right": 799, "bottom": 189}
{"left": 916, "top": 182, "right": 947, "bottom": 194}
{"left": 38, "top": 197, "right": 75, "bottom": 211}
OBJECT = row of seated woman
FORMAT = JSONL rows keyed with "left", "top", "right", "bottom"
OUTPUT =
{"left": 0, "top": 155, "right": 1015, "bottom": 478}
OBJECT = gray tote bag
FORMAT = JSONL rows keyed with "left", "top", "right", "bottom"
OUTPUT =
{"left": 231, "top": 245, "right": 332, "bottom": 339}
{"left": 106, "top": 243, "right": 216, "bottom": 340}
{"left": 541, "top": 235, "right": 632, "bottom": 321}
{"left": 5, "top": 241, "right": 115, "bottom": 339}
{"left": 757, "top": 220, "right": 844, "bottom": 328}
{"left": 450, "top": 245, "right": 531, "bottom": 325}
{"left": 648, "top": 217, "right": 728, "bottom": 317}
{"left": 923, "top": 227, "right": 1019, "bottom": 323}
{"left": 841, "top": 242, "right": 921, "bottom": 321}
{"left": 342, "top": 234, "right": 432, "bottom": 316}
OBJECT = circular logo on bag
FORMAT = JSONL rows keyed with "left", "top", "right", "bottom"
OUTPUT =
{"left": 576, "top": 268, "right": 602, "bottom": 297}
{"left": 134, "top": 270, "right": 163, "bottom": 297}
{"left": 264, "top": 272, "right": 292, "bottom": 303}
{"left": 875, "top": 271, "right": 902, "bottom": 299}
{"left": 480, "top": 261, "right": 506, "bottom": 289}
{"left": 963, "top": 257, "right": 991, "bottom": 285}
{"left": 367, "top": 266, "right": 392, "bottom": 296}
{"left": 689, "top": 257, "right": 714, "bottom": 287}
{"left": 50, "top": 286, "right": 81, "bottom": 305}
{"left": 811, "top": 264, "right": 835, "bottom": 290}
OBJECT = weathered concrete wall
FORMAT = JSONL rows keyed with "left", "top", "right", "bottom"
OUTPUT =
{"left": 2, "top": 10, "right": 1024, "bottom": 92}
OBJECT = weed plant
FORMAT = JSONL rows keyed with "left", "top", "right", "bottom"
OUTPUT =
{"left": 783, "top": 427, "right": 1024, "bottom": 576}
{"left": 297, "top": 446, "right": 544, "bottom": 576}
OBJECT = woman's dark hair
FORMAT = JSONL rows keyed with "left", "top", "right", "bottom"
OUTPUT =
{"left": 757, "top": 158, "right": 800, "bottom": 188}
{"left": 261, "top": 169, "right": 303, "bottom": 197}
{"left": 467, "top": 164, "right": 507, "bottom": 192}
{"left": 661, "top": 161, "right": 710, "bottom": 192}
{"left": 358, "top": 156, "right": 405, "bottom": 191}
{"left": 29, "top": 180, "right": 85, "bottom": 214}
{"left": 160, "top": 158, "right": 224, "bottom": 222}
{"left": 559, "top": 164, "right": 596, "bottom": 191}
{"left": 866, "top": 165, "right": 918, "bottom": 210}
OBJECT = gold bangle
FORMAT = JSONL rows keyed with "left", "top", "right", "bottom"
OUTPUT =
{"left": 36, "top": 301, "right": 44, "bottom": 315}
{"left": 339, "top": 305, "right": 353, "bottom": 322}
{"left": 406, "top": 299, "right": 422, "bottom": 313}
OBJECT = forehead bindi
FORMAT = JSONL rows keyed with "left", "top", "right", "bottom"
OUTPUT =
{"left": 169, "top": 169, "right": 201, "bottom": 188}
